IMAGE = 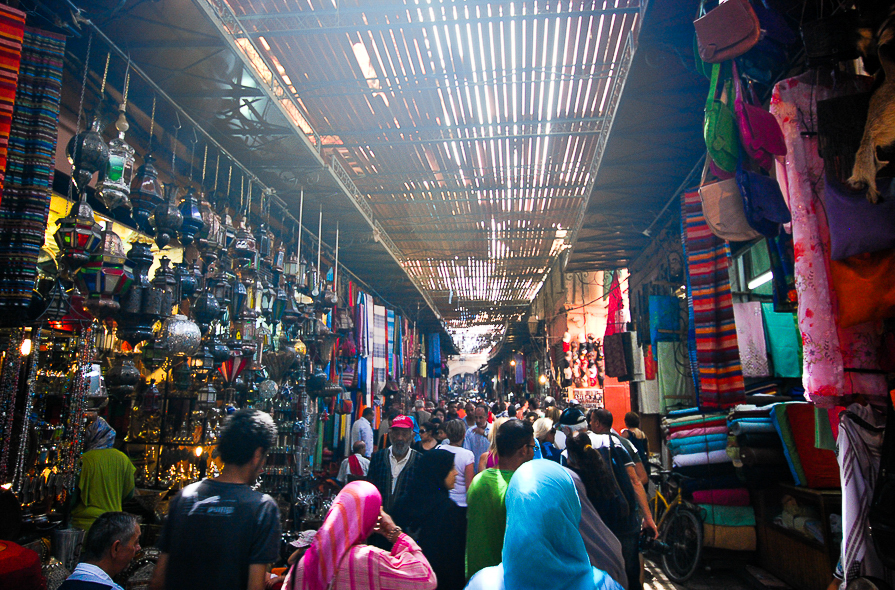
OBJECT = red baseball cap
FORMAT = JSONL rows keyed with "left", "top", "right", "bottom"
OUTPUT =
{"left": 390, "top": 415, "right": 414, "bottom": 429}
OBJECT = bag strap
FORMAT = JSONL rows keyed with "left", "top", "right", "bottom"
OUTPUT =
{"left": 879, "top": 394, "right": 895, "bottom": 481}
{"left": 733, "top": 61, "right": 744, "bottom": 107}
{"left": 706, "top": 62, "right": 722, "bottom": 111}
{"left": 700, "top": 155, "right": 712, "bottom": 186}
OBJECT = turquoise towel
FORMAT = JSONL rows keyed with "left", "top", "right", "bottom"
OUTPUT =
{"left": 698, "top": 504, "right": 756, "bottom": 527}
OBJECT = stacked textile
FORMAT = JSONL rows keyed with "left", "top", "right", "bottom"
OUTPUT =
{"left": 728, "top": 404, "right": 792, "bottom": 487}
{"left": 663, "top": 409, "right": 734, "bottom": 479}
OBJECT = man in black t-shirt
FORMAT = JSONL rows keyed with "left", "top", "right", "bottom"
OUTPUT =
{"left": 149, "top": 409, "right": 280, "bottom": 590}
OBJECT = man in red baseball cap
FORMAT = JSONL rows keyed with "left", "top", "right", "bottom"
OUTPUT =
{"left": 366, "top": 415, "right": 419, "bottom": 512}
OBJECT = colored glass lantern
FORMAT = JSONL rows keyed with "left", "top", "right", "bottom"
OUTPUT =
{"left": 231, "top": 277, "right": 247, "bottom": 318}
{"left": 256, "top": 222, "right": 271, "bottom": 261}
{"left": 66, "top": 117, "right": 110, "bottom": 197}
{"left": 96, "top": 108, "right": 135, "bottom": 211}
{"left": 75, "top": 226, "right": 133, "bottom": 319}
{"left": 233, "top": 219, "right": 257, "bottom": 266}
{"left": 189, "top": 345, "right": 215, "bottom": 376}
{"left": 54, "top": 198, "right": 102, "bottom": 272}
{"left": 223, "top": 213, "right": 236, "bottom": 249}
{"left": 174, "top": 262, "right": 198, "bottom": 299}
{"left": 272, "top": 283, "right": 288, "bottom": 330}
{"left": 153, "top": 184, "right": 183, "bottom": 249}
{"left": 218, "top": 353, "right": 250, "bottom": 387}
{"left": 179, "top": 187, "right": 205, "bottom": 246}
{"left": 129, "top": 154, "right": 164, "bottom": 233}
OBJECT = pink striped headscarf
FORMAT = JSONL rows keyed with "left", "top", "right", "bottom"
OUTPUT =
{"left": 294, "top": 481, "right": 382, "bottom": 590}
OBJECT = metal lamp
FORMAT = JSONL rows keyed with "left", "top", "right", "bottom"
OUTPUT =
{"left": 189, "top": 345, "right": 215, "bottom": 376}
{"left": 75, "top": 226, "right": 133, "bottom": 319}
{"left": 179, "top": 187, "right": 205, "bottom": 246}
{"left": 129, "top": 154, "right": 164, "bottom": 233}
{"left": 152, "top": 183, "right": 184, "bottom": 249}
{"left": 54, "top": 199, "right": 102, "bottom": 272}
{"left": 97, "top": 107, "right": 135, "bottom": 211}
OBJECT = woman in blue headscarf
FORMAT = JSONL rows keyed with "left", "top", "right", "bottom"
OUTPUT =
{"left": 465, "top": 460, "right": 624, "bottom": 590}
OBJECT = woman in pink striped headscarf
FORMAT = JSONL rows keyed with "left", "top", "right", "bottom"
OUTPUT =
{"left": 284, "top": 481, "right": 436, "bottom": 590}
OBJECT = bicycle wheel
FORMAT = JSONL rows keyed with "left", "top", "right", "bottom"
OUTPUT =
{"left": 660, "top": 507, "right": 703, "bottom": 583}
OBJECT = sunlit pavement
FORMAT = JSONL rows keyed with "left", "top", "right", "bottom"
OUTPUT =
{"left": 644, "top": 558, "right": 754, "bottom": 590}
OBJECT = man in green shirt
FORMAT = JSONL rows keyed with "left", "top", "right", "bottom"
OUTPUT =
{"left": 71, "top": 417, "right": 135, "bottom": 532}
{"left": 465, "top": 419, "right": 535, "bottom": 580}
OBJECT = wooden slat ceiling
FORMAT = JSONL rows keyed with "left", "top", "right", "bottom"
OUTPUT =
{"left": 222, "top": 0, "right": 644, "bottom": 346}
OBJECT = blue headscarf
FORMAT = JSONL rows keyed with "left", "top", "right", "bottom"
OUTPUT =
{"left": 84, "top": 417, "right": 116, "bottom": 452}
{"left": 465, "top": 460, "right": 624, "bottom": 590}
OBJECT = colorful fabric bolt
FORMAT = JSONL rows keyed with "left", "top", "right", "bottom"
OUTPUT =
{"left": 0, "top": 5, "right": 25, "bottom": 201}
{"left": 0, "top": 26, "right": 64, "bottom": 311}
{"left": 682, "top": 189, "right": 746, "bottom": 410}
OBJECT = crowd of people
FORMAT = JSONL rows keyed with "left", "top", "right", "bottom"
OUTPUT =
{"left": 63, "top": 395, "right": 656, "bottom": 590}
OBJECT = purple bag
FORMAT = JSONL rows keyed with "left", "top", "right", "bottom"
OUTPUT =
{"left": 824, "top": 173, "right": 895, "bottom": 260}
{"left": 734, "top": 63, "right": 787, "bottom": 171}
{"left": 736, "top": 161, "right": 791, "bottom": 238}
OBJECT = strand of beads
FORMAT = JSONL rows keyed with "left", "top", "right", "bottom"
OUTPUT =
{"left": 63, "top": 322, "right": 95, "bottom": 491}
{"left": 0, "top": 327, "right": 25, "bottom": 483}
{"left": 13, "top": 326, "right": 42, "bottom": 493}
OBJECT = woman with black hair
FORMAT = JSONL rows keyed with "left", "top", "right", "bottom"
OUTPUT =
{"left": 564, "top": 430, "right": 629, "bottom": 589}
{"left": 412, "top": 421, "right": 440, "bottom": 453}
{"left": 391, "top": 450, "right": 466, "bottom": 590}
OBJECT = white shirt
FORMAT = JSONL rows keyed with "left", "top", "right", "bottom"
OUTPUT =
{"left": 388, "top": 447, "right": 411, "bottom": 493}
{"left": 336, "top": 453, "right": 370, "bottom": 483}
{"left": 350, "top": 417, "right": 374, "bottom": 458}
{"left": 437, "top": 443, "right": 475, "bottom": 507}
{"left": 66, "top": 563, "right": 124, "bottom": 590}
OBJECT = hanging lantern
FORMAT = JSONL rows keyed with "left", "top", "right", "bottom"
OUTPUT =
{"left": 189, "top": 344, "right": 215, "bottom": 376}
{"left": 179, "top": 187, "right": 205, "bottom": 246}
{"left": 256, "top": 222, "right": 271, "bottom": 262}
{"left": 280, "top": 284, "right": 301, "bottom": 328}
{"left": 197, "top": 197, "right": 224, "bottom": 261}
{"left": 231, "top": 276, "right": 247, "bottom": 319}
{"left": 218, "top": 353, "right": 250, "bottom": 387}
{"left": 259, "top": 274, "right": 276, "bottom": 321}
{"left": 223, "top": 212, "right": 236, "bottom": 249}
{"left": 206, "top": 263, "right": 232, "bottom": 311}
{"left": 75, "top": 226, "right": 133, "bottom": 319}
{"left": 294, "top": 338, "right": 307, "bottom": 356}
{"left": 54, "top": 198, "right": 102, "bottom": 272}
{"left": 153, "top": 184, "right": 184, "bottom": 249}
{"left": 273, "top": 240, "right": 285, "bottom": 273}
{"left": 272, "top": 282, "right": 288, "bottom": 329}
{"left": 118, "top": 241, "right": 162, "bottom": 346}
{"left": 129, "top": 154, "right": 164, "bottom": 233}
{"left": 192, "top": 290, "right": 221, "bottom": 334}
{"left": 157, "top": 313, "right": 201, "bottom": 356}
{"left": 210, "top": 338, "right": 231, "bottom": 365}
{"left": 284, "top": 249, "right": 299, "bottom": 279}
{"left": 66, "top": 116, "right": 110, "bottom": 197}
{"left": 233, "top": 219, "right": 257, "bottom": 266}
{"left": 197, "top": 382, "right": 217, "bottom": 405}
{"left": 152, "top": 257, "right": 177, "bottom": 315}
{"left": 97, "top": 107, "right": 135, "bottom": 211}
{"left": 174, "top": 262, "right": 198, "bottom": 299}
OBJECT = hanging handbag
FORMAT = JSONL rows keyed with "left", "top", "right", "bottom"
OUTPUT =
{"left": 694, "top": 0, "right": 761, "bottom": 64}
{"left": 737, "top": 0, "right": 797, "bottom": 84}
{"left": 824, "top": 173, "right": 895, "bottom": 260}
{"left": 868, "top": 394, "right": 895, "bottom": 569}
{"left": 733, "top": 63, "right": 787, "bottom": 171}
{"left": 704, "top": 62, "right": 739, "bottom": 173}
{"left": 698, "top": 159, "right": 763, "bottom": 242}
{"left": 736, "top": 160, "right": 791, "bottom": 238}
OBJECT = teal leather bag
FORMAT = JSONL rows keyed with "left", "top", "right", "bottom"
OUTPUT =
{"left": 703, "top": 62, "right": 739, "bottom": 173}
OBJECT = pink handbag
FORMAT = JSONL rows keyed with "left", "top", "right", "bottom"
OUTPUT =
{"left": 733, "top": 63, "right": 787, "bottom": 171}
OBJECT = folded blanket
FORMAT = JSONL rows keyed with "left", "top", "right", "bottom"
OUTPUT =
{"left": 703, "top": 524, "right": 757, "bottom": 551}
{"left": 667, "top": 425, "right": 729, "bottom": 440}
{"left": 740, "top": 446, "right": 787, "bottom": 467}
{"left": 736, "top": 433, "right": 782, "bottom": 448}
{"left": 699, "top": 504, "right": 756, "bottom": 527}
{"left": 672, "top": 449, "right": 732, "bottom": 468}
{"left": 691, "top": 488, "right": 750, "bottom": 506}
{"left": 666, "top": 407, "right": 703, "bottom": 418}
{"left": 666, "top": 432, "right": 728, "bottom": 451}
{"left": 668, "top": 418, "right": 727, "bottom": 434}
{"left": 672, "top": 439, "right": 728, "bottom": 456}
{"left": 729, "top": 421, "right": 777, "bottom": 435}
{"left": 771, "top": 404, "right": 807, "bottom": 486}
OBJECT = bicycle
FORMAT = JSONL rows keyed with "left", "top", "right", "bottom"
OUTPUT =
{"left": 647, "top": 470, "right": 704, "bottom": 583}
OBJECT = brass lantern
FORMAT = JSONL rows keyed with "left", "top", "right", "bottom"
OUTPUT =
{"left": 54, "top": 198, "right": 102, "bottom": 272}
{"left": 129, "top": 154, "right": 164, "bottom": 233}
{"left": 179, "top": 187, "right": 205, "bottom": 246}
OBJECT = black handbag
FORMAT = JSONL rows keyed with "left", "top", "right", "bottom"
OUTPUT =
{"left": 868, "top": 394, "right": 895, "bottom": 569}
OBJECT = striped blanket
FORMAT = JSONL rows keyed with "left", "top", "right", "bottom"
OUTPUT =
{"left": 682, "top": 189, "right": 745, "bottom": 410}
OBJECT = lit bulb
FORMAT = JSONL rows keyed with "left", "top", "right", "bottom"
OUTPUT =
{"left": 539, "top": 374, "right": 547, "bottom": 384}
{"left": 195, "top": 446, "right": 203, "bottom": 457}
{"left": 510, "top": 359, "right": 516, "bottom": 366}
{"left": 20, "top": 339, "right": 32, "bottom": 356}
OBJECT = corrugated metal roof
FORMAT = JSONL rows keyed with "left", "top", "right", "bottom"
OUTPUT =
{"left": 221, "top": 0, "right": 645, "bottom": 351}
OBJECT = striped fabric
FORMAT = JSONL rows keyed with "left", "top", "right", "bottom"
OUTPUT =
{"left": 683, "top": 189, "right": 745, "bottom": 410}
{"left": 386, "top": 309, "right": 395, "bottom": 378}
{"left": 373, "top": 305, "right": 387, "bottom": 388}
{"left": 0, "top": 27, "right": 65, "bottom": 313}
{"left": 0, "top": 5, "right": 24, "bottom": 203}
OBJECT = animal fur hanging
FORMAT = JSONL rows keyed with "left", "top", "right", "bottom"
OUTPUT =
{"left": 850, "top": 14, "right": 895, "bottom": 202}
